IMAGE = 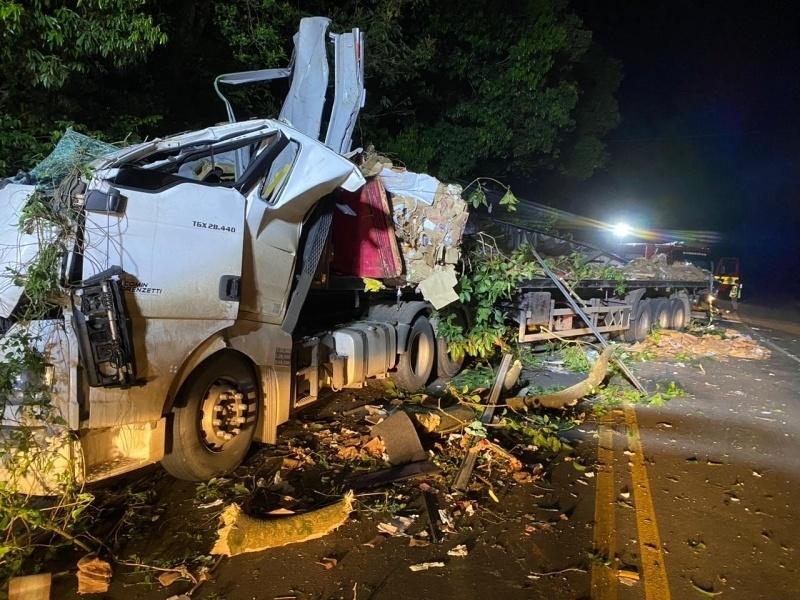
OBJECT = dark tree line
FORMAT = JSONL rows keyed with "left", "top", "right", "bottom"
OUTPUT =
{"left": 0, "top": 0, "right": 621, "bottom": 182}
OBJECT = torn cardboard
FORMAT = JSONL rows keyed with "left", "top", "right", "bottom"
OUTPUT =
{"left": 8, "top": 574, "right": 51, "bottom": 600}
{"left": 76, "top": 554, "right": 112, "bottom": 594}
{"left": 418, "top": 268, "right": 459, "bottom": 309}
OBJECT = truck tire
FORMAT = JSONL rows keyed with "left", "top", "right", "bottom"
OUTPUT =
{"left": 392, "top": 316, "right": 435, "bottom": 391}
{"left": 651, "top": 298, "right": 670, "bottom": 330}
{"left": 624, "top": 299, "right": 653, "bottom": 342}
{"left": 434, "top": 311, "right": 466, "bottom": 379}
{"left": 161, "top": 352, "right": 259, "bottom": 481}
{"left": 668, "top": 298, "right": 687, "bottom": 330}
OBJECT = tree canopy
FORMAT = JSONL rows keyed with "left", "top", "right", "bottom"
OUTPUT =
{"left": 0, "top": 0, "right": 621, "bottom": 182}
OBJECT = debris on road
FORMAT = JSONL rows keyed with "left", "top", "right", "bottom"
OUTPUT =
{"left": 447, "top": 544, "right": 469, "bottom": 557}
{"left": 76, "top": 554, "right": 112, "bottom": 594}
{"left": 377, "top": 515, "right": 417, "bottom": 537}
{"left": 211, "top": 492, "right": 355, "bottom": 557}
{"left": 370, "top": 411, "right": 427, "bottom": 465}
{"left": 630, "top": 328, "right": 770, "bottom": 360}
{"left": 409, "top": 561, "right": 446, "bottom": 572}
{"left": 8, "top": 573, "right": 51, "bottom": 600}
{"left": 507, "top": 346, "right": 613, "bottom": 410}
{"left": 617, "top": 568, "right": 641, "bottom": 585}
{"left": 316, "top": 557, "right": 338, "bottom": 570}
{"left": 158, "top": 570, "right": 184, "bottom": 588}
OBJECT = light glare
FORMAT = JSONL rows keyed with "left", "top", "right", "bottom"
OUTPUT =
{"left": 612, "top": 222, "right": 631, "bottom": 238}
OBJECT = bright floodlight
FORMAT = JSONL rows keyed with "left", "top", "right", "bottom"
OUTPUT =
{"left": 612, "top": 222, "right": 631, "bottom": 238}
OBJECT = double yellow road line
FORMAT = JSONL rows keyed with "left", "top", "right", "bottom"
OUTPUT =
{"left": 591, "top": 406, "right": 671, "bottom": 600}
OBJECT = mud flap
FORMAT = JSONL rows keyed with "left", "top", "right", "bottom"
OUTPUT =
{"left": 72, "top": 267, "right": 137, "bottom": 387}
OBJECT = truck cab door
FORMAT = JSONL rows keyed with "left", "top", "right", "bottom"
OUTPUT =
{"left": 80, "top": 178, "right": 246, "bottom": 322}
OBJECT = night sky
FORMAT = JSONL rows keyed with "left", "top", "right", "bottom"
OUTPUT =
{"left": 567, "top": 2, "right": 800, "bottom": 298}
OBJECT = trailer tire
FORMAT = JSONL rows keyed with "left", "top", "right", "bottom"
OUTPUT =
{"left": 624, "top": 300, "right": 653, "bottom": 342}
{"left": 392, "top": 316, "right": 435, "bottom": 391}
{"left": 161, "top": 352, "right": 259, "bottom": 482}
{"left": 668, "top": 298, "right": 687, "bottom": 330}
{"left": 651, "top": 298, "right": 671, "bottom": 330}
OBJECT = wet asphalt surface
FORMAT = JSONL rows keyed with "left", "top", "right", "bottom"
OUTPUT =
{"left": 604, "top": 301, "right": 800, "bottom": 600}
{"left": 49, "top": 300, "right": 800, "bottom": 600}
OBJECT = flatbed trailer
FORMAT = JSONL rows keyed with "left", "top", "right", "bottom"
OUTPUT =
{"left": 479, "top": 218, "right": 713, "bottom": 344}
{"left": 512, "top": 278, "right": 709, "bottom": 343}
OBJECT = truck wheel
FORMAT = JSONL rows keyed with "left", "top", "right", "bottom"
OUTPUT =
{"left": 393, "top": 316, "right": 435, "bottom": 391}
{"left": 161, "top": 352, "right": 259, "bottom": 482}
{"left": 434, "top": 312, "right": 466, "bottom": 379}
{"left": 624, "top": 300, "right": 653, "bottom": 342}
{"left": 651, "top": 298, "right": 671, "bottom": 330}
{"left": 669, "top": 298, "right": 687, "bottom": 330}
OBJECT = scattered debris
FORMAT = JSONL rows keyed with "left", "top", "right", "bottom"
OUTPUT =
{"left": 691, "top": 579, "right": 724, "bottom": 597}
{"left": 412, "top": 403, "right": 477, "bottom": 433}
{"left": 507, "top": 346, "right": 613, "bottom": 410}
{"left": 409, "top": 561, "right": 446, "bottom": 572}
{"left": 371, "top": 411, "right": 427, "bottom": 465}
{"left": 630, "top": 329, "right": 770, "bottom": 360}
{"left": 377, "top": 515, "right": 416, "bottom": 537}
{"left": 527, "top": 566, "right": 588, "bottom": 579}
{"left": 158, "top": 570, "right": 184, "bottom": 588}
{"left": 8, "top": 573, "right": 51, "bottom": 600}
{"left": 617, "top": 569, "right": 640, "bottom": 585}
{"left": 503, "top": 359, "right": 523, "bottom": 390}
{"left": 447, "top": 544, "right": 469, "bottom": 557}
{"left": 211, "top": 492, "right": 355, "bottom": 557}
{"left": 452, "top": 356, "right": 513, "bottom": 491}
{"left": 76, "top": 554, "right": 112, "bottom": 594}
{"left": 316, "top": 557, "right": 338, "bottom": 570}
{"left": 347, "top": 460, "right": 440, "bottom": 490}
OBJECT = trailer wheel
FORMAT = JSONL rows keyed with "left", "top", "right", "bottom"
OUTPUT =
{"left": 624, "top": 299, "right": 653, "bottom": 342}
{"left": 393, "top": 316, "right": 435, "bottom": 391}
{"left": 651, "top": 298, "right": 671, "bottom": 330}
{"left": 668, "top": 298, "right": 687, "bottom": 330}
{"left": 161, "top": 352, "right": 259, "bottom": 481}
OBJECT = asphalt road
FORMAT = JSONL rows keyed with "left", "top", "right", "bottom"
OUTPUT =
{"left": 183, "top": 304, "right": 800, "bottom": 600}
{"left": 594, "top": 300, "right": 800, "bottom": 600}
{"left": 48, "top": 301, "right": 800, "bottom": 600}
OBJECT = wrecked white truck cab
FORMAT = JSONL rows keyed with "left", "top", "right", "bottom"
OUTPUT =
{"left": 0, "top": 18, "right": 464, "bottom": 492}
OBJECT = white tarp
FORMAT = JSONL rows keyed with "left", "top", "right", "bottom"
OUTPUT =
{"left": 379, "top": 167, "right": 439, "bottom": 206}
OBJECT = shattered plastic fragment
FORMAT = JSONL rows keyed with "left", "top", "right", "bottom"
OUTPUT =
{"left": 507, "top": 347, "right": 613, "bottom": 410}
{"left": 211, "top": 492, "right": 354, "bottom": 556}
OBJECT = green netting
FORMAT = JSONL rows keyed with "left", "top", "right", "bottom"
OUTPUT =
{"left": 28, "top": 128, "right": 118, "bottom": 186}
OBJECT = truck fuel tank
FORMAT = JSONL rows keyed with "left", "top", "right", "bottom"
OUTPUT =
{"left": 330, "top": 322, "right": 397, "bottom": 387}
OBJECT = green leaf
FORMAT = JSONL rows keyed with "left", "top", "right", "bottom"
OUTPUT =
{"left": 467, "top": 186, "right": 487, "bottom": 209}
{"left": 499, "top": 188, "right": 518, "bottom": 211}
